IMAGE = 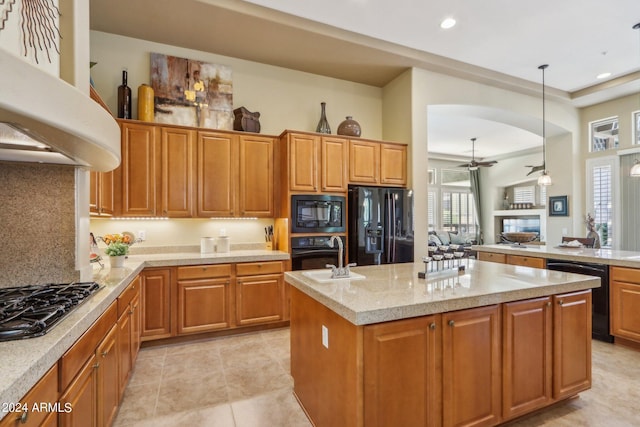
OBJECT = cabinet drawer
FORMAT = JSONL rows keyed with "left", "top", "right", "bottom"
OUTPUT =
{"left": 60, "top": 301, "right": 117, "bottom": 391}
{"left": 177, "top": 264, "right": 232, "bottom": 280}
{"left": 0, "top": 364, "right": 58, "bottom": 427}
{"left": 118, "top": 275, "right": 141, "bottom": 317}
{"left": 507, "top": 255, "right": 545, "bottom": 268}
{"left": 236, "top": 261, "right": 283, "bottom": 276}
{"left": 611, "top": 266, "right": 640, "bottom": 285}
{"left": 478, "top": 252, "right": 506, "bottom": 264}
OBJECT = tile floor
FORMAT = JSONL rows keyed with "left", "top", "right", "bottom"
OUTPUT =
{"left": 114, "top": 329, "right": 640, "bottom": 427}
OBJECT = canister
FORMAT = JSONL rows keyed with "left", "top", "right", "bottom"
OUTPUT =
{"left": 200, "top": 237, "right": 215, "bottom": 254}
{"left": 217, "top": 236, "right": 230, "bottom": 253}
{"left": 138, "top": 84, "right": 154, "bottom": 122}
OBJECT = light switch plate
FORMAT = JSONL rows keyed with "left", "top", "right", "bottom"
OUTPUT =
{"left": 322, "top": 325, "right": 329, "bottom": 348}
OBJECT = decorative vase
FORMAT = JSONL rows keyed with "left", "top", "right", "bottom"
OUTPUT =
{"left": 137, "top": 84, "right": 154, "bottom": 122}
{"left": 117, "top": 70, "right": 132, "bottom": 119}
{"left": 337, "top": 116, "right": 361, "bottom": 137}
{"left": 109, "top": 255, "right": 125, "bottom": 268}
{"left": 316, "top": 102, "right": 331, "bottom": 134}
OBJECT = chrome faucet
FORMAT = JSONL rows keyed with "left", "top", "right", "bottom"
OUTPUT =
{"left": 326, "top": 236, "right": 356, "bottom": 278}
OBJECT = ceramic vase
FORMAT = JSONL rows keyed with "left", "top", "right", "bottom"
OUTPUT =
{"left": 316, "top": 102, "right": 331, "bottom": 134}
{"left": 109, "top": 255, "right": 125, "bottom": 268}
{"left": 337, "top": 116, "right": 361, "bottom": 137}
{"left": 138, "top": 84, "right": 154, "bottom": 122}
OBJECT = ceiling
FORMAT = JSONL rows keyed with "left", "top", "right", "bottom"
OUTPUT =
{"left": 89, "top": 0, "right": 640, "bottom": 160}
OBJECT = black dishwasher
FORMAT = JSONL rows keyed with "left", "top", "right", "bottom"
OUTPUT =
{"left": 546, "top": 259, "right": 613, "bottom": 342}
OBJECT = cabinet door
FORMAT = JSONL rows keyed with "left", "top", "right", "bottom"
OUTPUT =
{"left": 96, "top": 324, "right": 119, "bottom": 427}
{"left": 442, "top": 305, "right": 501, "bottom": 427}
{"left": 161, "top": 127, "right": 194, "bottom": 217}
{"left": 236, "top": 274, "right": 284, "bottom": 326}
{"left": 289, "top": 133, "right": 319, "bottom": 192}
{"left": 507, "top": 255, "right": 545, "bottom": 269}
{"left": 503, "top": 297, "right": 552, "bottom": 420}
{"left": 610, "top": 268, "right": 640, "bottom": 341}
{"left": 141, "top": 268, "right": 173, "bottom": 340}
{"left": 0, "top": 364, "right": 58, "bottom": 427}
{"left": 349, "top": 139, "right": 380, "bottom": 184}
{"left": 177, "top": 278, "right": 231, "bottom": 334}
{"left": 117, "top": 308, "right": 132, "bottom": 399}
{"left": 364, "top": 315, "right": 441, "bottom": 427}
{"left": 478, "top": 252, "right": 506, "bottom": 264}
{"left": 553, "top": 290, "right": 591, "bottom": 400}
{"left": 120, "top": 121, "right": 159, "bottom": 216}
{"left": 60, "top": 355, "right": 98, "bottom": 427}
{"left": 197, "top": 131, "right": 237, "bottom": 217}
{"left": 239, "top": 135, "right": 274, "bottom": 217}
{"left": 89, "top": 170, "right": 99, "bottom": 215}
{"left": 321, "top": 136, "right": 348, "bottom": 192}
{"left": 89, "top": 170, "right": 114, "bottom": 216}
{"left": 380, "top": 143, "right": 407, "bottom": 186}
{"left": 130, "top": 291, "right": 141, "bottom": 365}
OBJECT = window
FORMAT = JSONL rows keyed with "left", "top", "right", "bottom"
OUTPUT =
{"left": 539, "top": 185, "right": 547, "bottom": 206}
{"left": 586, "top": 157, "right": 617, "bottom": 248}
{"left": 590, "top": 117, "right": 619, "bottom": 152}
{"left": 441, "top": 169, "right": 470, "bottom": 187}
{"left": 634, "top": 111, "right": 640, "bottom": 145}
{"left": 427, "top": 191, "right": 436, "bottom": 231}
{"left": 514, "top": 186, "right": 535, "bottom": 204}
{"left": 428, "top": 169, "right": 436, "bottom": 185}
{"left": 441, "top": 190, "right": 476, "bottom": 234}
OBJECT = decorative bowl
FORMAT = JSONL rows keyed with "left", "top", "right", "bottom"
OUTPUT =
{"left": 501, "top": 232, "right": 538, "bottom": 243}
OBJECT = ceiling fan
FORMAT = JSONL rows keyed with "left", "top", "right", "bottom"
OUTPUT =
{"left": 458, "top": 137, "right": 497, "bottom": 170}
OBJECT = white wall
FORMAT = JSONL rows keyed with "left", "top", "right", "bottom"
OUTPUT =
{"left": 90, "top": 31, "right": 383, "bottom": 138}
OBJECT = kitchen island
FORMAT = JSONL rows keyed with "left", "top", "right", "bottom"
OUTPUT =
{"left": 285, "top": 260, "right": 600, "bottom": 427}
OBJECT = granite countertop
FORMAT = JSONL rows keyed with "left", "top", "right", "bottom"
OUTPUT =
{"left": 473, "top": 244, "right": 640, "bottom": 268}
{"left": 0, "top": 249, "right": 289, "bottom": 418}
{"left": 285, "top": 260, "right": 600, "bottom": 326}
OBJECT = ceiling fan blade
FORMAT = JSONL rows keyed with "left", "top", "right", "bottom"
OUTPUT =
{"left": 477, "top": 160, "right": 497, "bottom": 166}
{"left": 458, "top": 163, "right": 471, "bottom": 168}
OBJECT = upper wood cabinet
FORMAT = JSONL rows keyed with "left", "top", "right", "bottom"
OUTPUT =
{"left": 197, "top": 131, "right": 237, "bottom": 217}
{"left": 160, "top": 127, "right": 195, "bottom": 217}
{"left": 349, "top": 139, "right": 407, "bottom": 187}
{"left": 89, "top": 170, "right": 114, "bottom": 217}
{"left": 239, "top": 135, "right": 275, "bottom": 217}
{"left": 285, "top": 132, "right": 348, "bottom": 193}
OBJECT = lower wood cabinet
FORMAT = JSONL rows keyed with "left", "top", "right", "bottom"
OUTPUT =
{"left": 364, "top": 316, "right": 440, "bottom": 427}
{"left": 96, "top": 324, "right": 119, "bottom": 427}
{"left": 506, "top": 255, "right": 545, "bottom": 269}
{"left": 610, "top": 266, "right": 640, "bottom": 342}
{"left": 236, "top": 262, "right": 285, "bottom": 326}
{"left": 478, "top": 252, "right": 506, "bottom": 264}
{"left": 442, "top": 305, "right": 502, "bottom": 427}
{"left": 59, "top": 354, "right": 98, "bottom": 427}
{"left": 117, "top": 276, "right": 141, "bottom": 398}
{"left": 141, "top": 268, "right": 173, "bottom": 340}
{"left": 0, "top": 364, "right": 59, "bottom": 427}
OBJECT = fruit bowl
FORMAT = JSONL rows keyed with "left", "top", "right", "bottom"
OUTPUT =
{"left": 501, "top": 232, "right": 538, "bottom": 244}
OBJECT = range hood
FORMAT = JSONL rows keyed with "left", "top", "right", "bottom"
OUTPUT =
{"left": 0, "top": 48, "right": 121, "bottom": 171}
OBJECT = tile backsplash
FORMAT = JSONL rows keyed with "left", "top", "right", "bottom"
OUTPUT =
{"left": 0, "top": 162, "right": 79, "bottom": 287}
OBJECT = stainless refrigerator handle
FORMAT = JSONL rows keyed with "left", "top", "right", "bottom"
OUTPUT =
{"left": 386, "top": 192, "right": 392, "bottom": 264}
{"left": 392, "top": 195, "right": 397, "bottom": 262}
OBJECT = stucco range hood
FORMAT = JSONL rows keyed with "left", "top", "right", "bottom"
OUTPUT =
{"left": 0, "top": 48, "right": 121, "bottom": 171}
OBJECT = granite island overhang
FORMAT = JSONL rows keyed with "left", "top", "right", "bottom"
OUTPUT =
{"left": 285, "top": 260, "right": 600, "bottom": 427}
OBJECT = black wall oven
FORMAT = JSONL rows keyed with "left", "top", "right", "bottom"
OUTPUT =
{"left": 291, "top": 194, "right": 346, "bottom": 234}
{"left": 291, "top": 236, "right": 344, "bottom": 271}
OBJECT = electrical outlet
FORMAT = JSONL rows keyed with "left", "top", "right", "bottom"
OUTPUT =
{"left": 322, "top": 325, "right": 329, "bottom": 348}
{"left": 138, "top": 230, "right": 146, "bottom": 241}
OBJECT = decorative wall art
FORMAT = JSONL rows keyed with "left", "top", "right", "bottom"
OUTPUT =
{"left": 549, "top": 195, "right": 568, "bottom": 217}
{"left": 150, "top": 52, "right": 233, "bottom": 129}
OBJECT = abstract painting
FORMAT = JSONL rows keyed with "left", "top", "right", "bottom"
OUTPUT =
{"left": 150, "top": 52, "right": 233, "bottom": 129}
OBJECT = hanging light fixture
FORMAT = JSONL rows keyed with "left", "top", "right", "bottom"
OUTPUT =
{"left": 631, "top": 23, "right": 640, "bottom": 177}
{"left": 537, "top": 64, "right": 552, "bottom": 186}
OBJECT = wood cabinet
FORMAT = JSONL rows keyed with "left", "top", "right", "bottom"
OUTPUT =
{"left": 286, "top": 132, "right": 348, "bottom": 193}
{"left": 0, "top": 364, "right": 58, "bottom": 427}
{"left": 118, "top": 121, "right": 160, "bottom": 217}
{"left": 96, "top": 324, "right": 119, "bottom": 427}
{"left": 349, "top": 139, "right": 407, "bottom": 187}
{"left": 117, "top": 276, "right": 141, "bottom": 398}
{"left": 89, "top": 170, "right": 114, "bottom": 216}
{"left": 160, "top": 127, "right": 195, "bottom": 217}
{"left": 239, "top": 135, "right": 275, "bottom": 217}
{"left": 141, "top": 268, "right": 173, "bottom": 340}
{"left": 502, "top": 297, "right": 552, "bottom": 420}
{"left": 236, "top": 261, "right": 285, "bottom": 326}
{"left": 552, "top": 290, "right": 591, "bottom": 400}
{"left": 442, "top": 305, "right": 502, "bottom": 427}
{"left": 364, "top": 315, "right": 441, "bottom": 427}
{"left": 506, "top": 255, "right": 545, "bottom": 269}
{"left": 610, "top": 266, "right": 640, "bottom": 342}
{"left": 197, "top": 131, "right": 237, "bottom": 217}
{"left": 478, "top": 252, "right": 506, "bottom": 264}
{"left": 176, "top": 264, "right": 233, "bottom": 334}
{"left": 59, "top": 354, "right": 98, "bottom": 427}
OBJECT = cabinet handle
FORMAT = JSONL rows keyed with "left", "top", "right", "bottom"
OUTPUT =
{"left": 101, "top": 351, "right": 109, "bottom": 358}
{"left": 558, "top": 300, "right": 564, "bottom": 306}
{"left": 93, "top": 362, "right": 100, "bottom": 369}
{"left": 202, "top": 267, "right": 207, "bottom": 271}
{"left": 547, "top": 301, "right": 551, "bottom": 307}
{"left": 448, "top": 320, "right": 455, "bottom": 327}
{"left": 129, "top": 309, "right": 135, "bottom": 315}
{"left": 17, "top": 411, "right": 28, "bottom": 423}
{"left": 429, "top": 322, "right": 436, "bottom": 330}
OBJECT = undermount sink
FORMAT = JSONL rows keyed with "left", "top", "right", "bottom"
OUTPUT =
{"left": 302, "top": 269, "right": 366, "bottom": 283}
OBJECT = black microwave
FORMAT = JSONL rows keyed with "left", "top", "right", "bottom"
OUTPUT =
{"left": 291, "top": 195, "right": 346, "bottom": 234}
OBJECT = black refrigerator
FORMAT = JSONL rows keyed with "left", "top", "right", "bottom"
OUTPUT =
{"left": 348, "top": 186, "right": 414, "bottom": 265}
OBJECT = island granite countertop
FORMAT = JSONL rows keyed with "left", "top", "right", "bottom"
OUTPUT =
{"left": 0, "top": 249, "right": 289, "bottom": 420}
{"left": 284, "top": 259, "right": 600, "bottom": 326}
{"left": 473, "top": 244, "right": 640, "bottom": 268}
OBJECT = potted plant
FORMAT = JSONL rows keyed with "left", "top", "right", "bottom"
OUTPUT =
{"left": 102, "top": 233, "right": 132, "bottom": 268}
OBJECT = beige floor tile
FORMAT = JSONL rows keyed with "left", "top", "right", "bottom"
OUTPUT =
{"left": 124, "top": 403, "right": 236, "bottom": 427}
{"left": 128, "top": 355, "right": 164, "bottom": 387}
{"left": 224, "top": 357, "right": 293, "bottom": 401}
{"left": 232, "top": 388, "right": 312, "bottom": 427}
{"left": 155, "top": 370, "right": 229, "bottom": 417}
{"left": 162, "top": 348, "right": 224, "bottom": 381}
{"left": 113, "top": 382, "right": 160, "bottom": 426}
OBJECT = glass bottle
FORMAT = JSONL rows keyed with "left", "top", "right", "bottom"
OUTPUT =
{"left": 118, "top": 70, "right": 132, "bottom": 119}
{"left": 316, "top": 102, "right": 331, "bottom": 134}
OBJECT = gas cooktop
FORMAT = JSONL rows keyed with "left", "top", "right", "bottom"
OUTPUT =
{"left": 0, "top": 282, "right": 101, "bottom": 342}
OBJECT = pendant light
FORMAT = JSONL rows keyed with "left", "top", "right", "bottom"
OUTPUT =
{"left": 537, "top": 64, "right": 552, "bottom": 186}
{"left": 631, "top": 23, "right": 640, "bottom": 177}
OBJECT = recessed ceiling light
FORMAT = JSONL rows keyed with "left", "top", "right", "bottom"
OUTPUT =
{"left": 596, "top": 72, "right": 612, "bottom": 79}
{"left": 440, "top": 18, "right": 456, "bottom": 29}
